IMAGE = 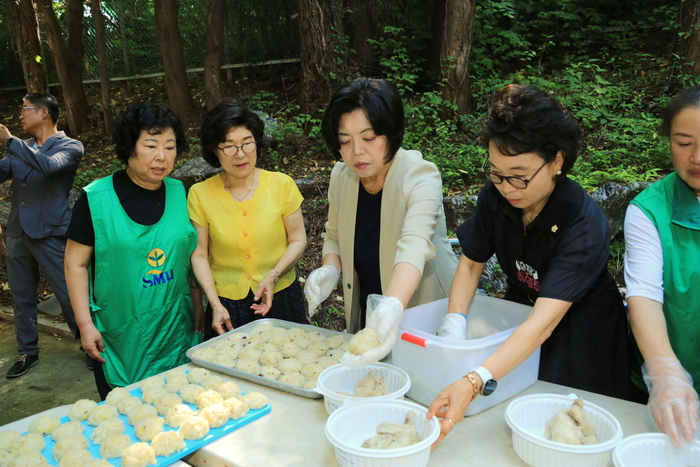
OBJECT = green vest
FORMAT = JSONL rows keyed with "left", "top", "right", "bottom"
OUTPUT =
{"left": 630, "top": 172, "right": 700, "bottom": 394}
{"left": 85, "top": 175, "right": 200, "bottom": 387}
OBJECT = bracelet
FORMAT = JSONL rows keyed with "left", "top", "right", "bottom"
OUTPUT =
{"left": 269, "top": 270, "right": 280, "bottom": 284}
{"left": 464, "top": 372, "right": 480, "bottom": 402}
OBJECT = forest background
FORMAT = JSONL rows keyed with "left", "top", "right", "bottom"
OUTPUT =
{"left": 0, "top": 0, "right": 699, "bottom": 329}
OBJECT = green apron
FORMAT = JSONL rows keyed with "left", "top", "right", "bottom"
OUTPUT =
{"left": 85, "top": 175, "right": 200, "bottom": 387}
{"left": 630, "top": 172, "right": 700, "bottom": 395}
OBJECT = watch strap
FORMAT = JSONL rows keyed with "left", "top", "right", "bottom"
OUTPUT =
{"left": 471, "top": 365, "right": 494, "bottom": 389}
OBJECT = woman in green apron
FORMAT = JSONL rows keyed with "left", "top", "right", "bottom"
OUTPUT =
{"left": 65, "top": 102, "right": 202, "bottom": 399}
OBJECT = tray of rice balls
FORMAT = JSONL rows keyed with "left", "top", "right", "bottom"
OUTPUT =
{"left": 186, "top": 319, "right": 352, "bottom": 399}
{"left": 0, "top": 368, "right": 271, "bottom": 467}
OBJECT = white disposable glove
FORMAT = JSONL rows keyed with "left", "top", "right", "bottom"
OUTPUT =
{"left": 438, "top": 313, "right": 468, "bottom": 340}
{"left": 643, "top": 357, "right": 700, "bottom": 448}
{"left": 304, "top": 264, "right": 340, "bottom": 318}
{"left": 341, "top": 294, "right": 403, "bottom": 368}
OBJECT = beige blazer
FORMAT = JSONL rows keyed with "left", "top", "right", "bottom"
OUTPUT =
{"left": 322, "top": 148, "right": 458, "bottom": 333}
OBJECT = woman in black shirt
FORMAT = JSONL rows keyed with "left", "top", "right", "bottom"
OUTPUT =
{"left": 428, "top": 84, "right": 629, "bottom": 444}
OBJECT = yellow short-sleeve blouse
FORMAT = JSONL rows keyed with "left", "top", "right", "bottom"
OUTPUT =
{"left": 187, "top": 169, "right": 303, "bottom": 300}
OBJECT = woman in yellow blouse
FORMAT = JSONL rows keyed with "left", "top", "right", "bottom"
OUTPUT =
{"left": 188, "top": 99, "right": 307, "bottom": 337}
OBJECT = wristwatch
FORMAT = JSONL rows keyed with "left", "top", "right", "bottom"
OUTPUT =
{"left": 470, "top": 365, "right": 497, "bottom": 396}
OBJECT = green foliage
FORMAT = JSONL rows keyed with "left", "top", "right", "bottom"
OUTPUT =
{"left": 368, "top": 26, "right": 426, "bottom": 95}
{"left": 609, "top": 236, "right": 625, "bottom": 278}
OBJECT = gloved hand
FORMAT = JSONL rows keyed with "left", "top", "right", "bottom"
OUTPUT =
{"left": 643, "top": 357, "right": 700, "bottom": 448}
{"left": 304, "top": 264, "right": 340, "bottom": 318}
{"left": 438, "top": 313, "right": 468, "bottom": 340}
{"left": 341, "top": 294, "right": 403, "bottom": 368}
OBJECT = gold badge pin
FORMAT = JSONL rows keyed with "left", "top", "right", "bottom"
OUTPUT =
{"left": 551, "top": 225, "right": 558, "bottom": 233}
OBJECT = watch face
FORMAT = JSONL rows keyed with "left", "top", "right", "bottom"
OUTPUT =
{"left": 483, "top": 379, "right": 497, "bottom": 396}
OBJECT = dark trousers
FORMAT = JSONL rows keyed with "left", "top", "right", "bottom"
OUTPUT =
{"left": 6, "top": 233, "right": 78, "bottom": 356}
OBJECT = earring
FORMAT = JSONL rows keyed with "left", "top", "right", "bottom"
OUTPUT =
{"left": 556, "top": 170, "right": 562, "bottom": 175}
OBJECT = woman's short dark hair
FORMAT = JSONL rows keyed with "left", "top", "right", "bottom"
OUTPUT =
{"left": 24, "top": 93, "right": 59, "bottom": 124}
{"left": 322, "top": 78, "right": 404, "bottom": 162}
{"left": 482, "top": 84, "right": 580, "bottom": 178}
{"left": 113, "top": 102, "right": 187, "bottom": 164}
{"left": 660, "top": 84, "right": 700, "bottom": 137}
{"left": 200, "top": 99, "right": 269, "bottom": 168}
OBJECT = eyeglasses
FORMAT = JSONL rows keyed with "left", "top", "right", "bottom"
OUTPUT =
{"left": 484, "top": 159, "right": 549, "bottom": 189}
{"left": 21, "top": 106, "right": 42, "bottom": 113}
{"left": 217, "top": 141, "right": 256, "bottom": 156}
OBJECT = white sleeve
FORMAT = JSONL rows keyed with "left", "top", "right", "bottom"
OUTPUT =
{"left": 624, "top": 204, "right": 664, "bottom": 303}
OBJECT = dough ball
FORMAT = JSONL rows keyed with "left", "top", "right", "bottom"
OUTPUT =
{"left": 151, "top": 430, "right": 186, "bottom": 457}
{"left": 252, "top": 322, "right": 275, "bottom": 335}
{"left": 90, "top": 418, "right": 125, "bottom": 445}
{"left": 0, "top": 450, "right": 13, "bottom": 467}
{"left": 317, "top": 356, "right": 337, "bottom": 369}
{"left": 306, "top": 331, "right": 327, "bottom": 341}
{"left": 235, "top": 359, "right": 261, "bottom": 375}
{"left": 121, "top": 442, "right": 156, "bottom": 467}
{"left": 99, "top": 434, "right": 131, "bottom": 459}
{"left": 326, "top": 335, "right": 346, "bottom": 349}
{"left": 50, "top": 422, "right": 83, "bottom": 442}
{"left": 154, "top": 392, "right": 182, "bottom": 416}
{"left": 87, "top": 404, "right": 118, "bottom": 426}
{"left": 0, "top": 431, "right": 20, "bottom": 451}
{"left": 138, "top": 376, "right": 165, "bottom": 392}
{"left": 52, "top": 435, "right": 88, "bottom": 461}
{"left": 238, "top": 347, "right": 262, "bottom": 361}
{"left": 187, "top": 368, "right": 210, "bottom": 385}
{"left": 217, "top": 381, "right": 242, "bottom": 400}
{"left": 301, "top": 363, "right": 323, "bottom": 380}
{"left": 292, "top": 337, "right": 311, "bottom": 349}
{"left": 127, "top": 404, "right": 158, "bottom": 426}
{"left": 268, "top": 334, "right": 291, "bottom": 347}
{"left": 200, "top": 403, "right": 229, "bottom": 428}
{"left": 286, "top": 328, "right": 306, "bottom": 340}
{"left": 68, "top": 399, "right": 97, "bottom": 422}
{"left": 348, "top": 328, "right": 381, "bottom": 355}
{"left": 211, "top": 354, "right": 236, "bottom": 368}
{"left": 219, "top": 344, "right": 242, "bottom": 360}
{"left": 140, "top": 386, "right": 167, "bottom": 405}
{"left": 259, "top": 351, "right": 283, "bottom": 367}
{"left": 196, "top": 390, "right": 224, "bottom": 409}
{"left": 179, "top": 384, "right": 204, "bottom": 404}
{"left": 57, "top": 449, "right": 92, "bottom": 467}
{"left": 104, "top": 387, "right": 131, "bottom": 406}
{"left": 11, "top": 433, "right": 44, "bottom": 455}
{"left": 117, "top": 396, "right": 143, "bottom": 416}
{"left": 164, "top": 375, "right": 190, "bottom": 394}
{"left": 164, "top": 404, "right": 194, "bottom": 428}
{"left": 258, "top": 366, "right": 281, "bottom": 381}
{"left": 307, "top": 341, "right": 329, "bottom": 356}
{"left": 85, "top": 459, "right": 114, "bottom": 467}
{"left": 178, "top": 416, "right": 210, "bottom": 440}
{"left": 326, "top": 348, "right": 345, "bottom": 359}
{"left": 192, "top": 347, "right": 218, "bottom": 362}
{"left": 134, "top": 416, "right": 164, "bottom": 442}
{"left": 240, "top": 392, "right": 268, "bottom": 410}
{"left": 279, "top": 342, "right": 301, "bottom": 358}
{"left": 200, "top": 375, "right": 224, "bottom": 391}
{"left": 279, "top": 372, "right": 304, "bottom": 387}
{"left": 302, "top": 378, "right": 318, "bottom": 390}
{"left": 258, "top": 343, "right": 278, "bottom": 353}
{"left": 27, "top": 415, "right": 60, "bottom": 436}
{"left": 278, "top": 358, "right": 302, "bottom": 374}
{"left": 165, "top": 368, "right": 188, "bottom": 382}
{"left": 223, "top": 398, "right": 249, "bottom": 420}
{"left": 227, "top": 332, "right": 251, "bottom": 343}
{"left": 295, "top": 350, "right": 318, "bottom": 366}
{"left": 8, "top": 452, "right": 47, "bottom": 467}
{"left": 271, "top": 326, "right": 286, "bottom": 335}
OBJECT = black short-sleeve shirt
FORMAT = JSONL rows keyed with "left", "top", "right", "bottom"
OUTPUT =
{"left": 457, "top": 178, "right": 630, "bottom": 399}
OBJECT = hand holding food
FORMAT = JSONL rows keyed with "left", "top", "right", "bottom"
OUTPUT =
{"left": 438, "top": 313, "right": 468, "bottom": 340}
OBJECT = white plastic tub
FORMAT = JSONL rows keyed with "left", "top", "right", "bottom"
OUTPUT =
{"left": 613, "top": 433, "right": 700, "bottom": 467}
{"left": 315, "top": 363, "right": 411, "bottom": 415}
{"left": 325, "top": 399, "right": 440, "bottom": 467}
{"left": 392, "top": 296, "right": 540, "bottom": 415}
{"left": 505, "top": 393, "right": 623, "bottom": 467}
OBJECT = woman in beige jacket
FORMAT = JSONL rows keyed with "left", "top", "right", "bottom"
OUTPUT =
{"left": 305, "top": 78, "right": 457, "bottom": 366}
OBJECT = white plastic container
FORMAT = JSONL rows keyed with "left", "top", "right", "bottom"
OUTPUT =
{"left": 316, "top": 363, "right": 411, "bottom": 415}
{"left": 325, "top": 399, "right": 440, "bottom": 467}
{"left": 505, "top": 393, "right": 623, "bottom": 467}
{"left": 613, "top": 433, "right": 700, "bottom": 467}
{"left": 392, "top": 296, "right": 540, "bottom": 415}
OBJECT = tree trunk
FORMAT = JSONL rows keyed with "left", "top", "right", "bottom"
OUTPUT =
{"left": 91, "top": 0, "right": 114, "bottom": 135}
{"left": 4, "top": 0, "right": 47, "bottom": 93}
{"left": 34, "top": 0, "right": 90, "bottom": 135}
{"left": 204, "top": 0, "right": 225, "bottom": 110}
{"left": 345, "top": 0, "right": 378, "bottom": 74}
{"left": 153, "top": 0, "right": 198, "bottom": 125}
{"left": 294, "top": 0, "right": 341, "bottom": 113}
{"left": 440, "top": 0, "right": 476, "bottom": 114}
{"left": 681, "top": 0, "right": 700, "bottom": 77}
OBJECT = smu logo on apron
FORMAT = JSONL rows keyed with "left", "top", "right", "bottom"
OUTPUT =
{"left": 142, "top": 247, "right": 175, "bottom": 288}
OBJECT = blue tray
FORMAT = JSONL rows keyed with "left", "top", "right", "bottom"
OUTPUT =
{"left": 34, "top": 384, "right": 271, "bottom": 466}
